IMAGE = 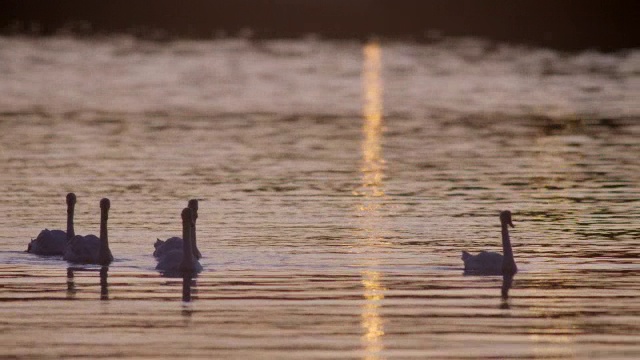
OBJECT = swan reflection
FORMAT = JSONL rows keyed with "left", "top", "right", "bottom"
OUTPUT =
{"left": 181, "top": 274, "right": 198, "bottom": 321}
{"left": 66, "top": 268, "right": 76, "bottom": 298}
{"left": 500, "top": 273, "right": 514, "bottom": 309}
{"left": 66, "top": 266, "right": 110, "bottom": 300}
{"left": 100, "top": 266, "right": 109, "bottom": 300}
{"left": 182, "top": 273, "right": 197, "bottom": 303}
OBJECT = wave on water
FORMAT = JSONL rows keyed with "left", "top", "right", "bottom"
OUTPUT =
{"left": 0, "top": 36, "right": 638, "bottom": 119}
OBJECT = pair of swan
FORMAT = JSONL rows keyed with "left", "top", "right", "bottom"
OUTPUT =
{"left": 27, "top": 193, "right": 113, "bottom": 266}
{"left": 462, "top": 210, "right": 518, "bottom": 275}
{"left": 63, "top": 198, "right": 113, "bottom": 265}
{"left": 154, "top": 199, "right": 202, "bottom": 260}
{"left": 155, "top": 204, "right": 202, "bottom": 274}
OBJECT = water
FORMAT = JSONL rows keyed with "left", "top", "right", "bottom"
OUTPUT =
{"left": 1, "top": 36, "right": 639, "bottom": 359}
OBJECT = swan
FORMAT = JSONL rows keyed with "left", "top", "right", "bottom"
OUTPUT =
{"left": 156, "top": 207, "right": 203, "bottom": 274}
{"left": 462, "top": 210, "right": 518, "bottom": 275}
{"left": 63, "top": 198, "right": 113, "bottom": 265}
{"left": 27, "top": 193, "right": 76, "bottom": 255}
{"left": 153, "top": 199, "right": 202, "bottom": 259}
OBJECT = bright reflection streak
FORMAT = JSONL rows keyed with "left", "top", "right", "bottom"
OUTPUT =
{"left": 359, "top": 41, "right": 385, "bottom": 360}
{"left": 359, "top": 40, "right": 385, "bottom": 198}
{"left": 361, "top": 270, "right": 385, "bottom": 359}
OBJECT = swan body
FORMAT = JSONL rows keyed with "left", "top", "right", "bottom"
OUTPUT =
{"left": 153, "top": 237, "right": 184, "bottom": 257}
{"left": 462, "top": 251, "right": 503, "bottom": 274}
{"left": 462, "top": 210, "right": 518, "bottom": 275}
{"left": 27, "top": 193, "right": 76, "bottom": 255}
{"left": 64, "top": 234, "right": 100, "bottom": 263}
{"left": 63, "top": 198, "right": 113, "bottom": 265}
{"left": 154, "top": 199, "right": 202, "bottom": 259}
{"left": 28, "top": 229, "right": 68, "bottom": 255}
{"left": 156, "top": 207, "right": 202, "bottom": 274}
{"left": 156, "top": 249, "right": 202, "bottom": 273}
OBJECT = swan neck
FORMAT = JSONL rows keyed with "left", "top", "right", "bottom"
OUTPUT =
{"left": 100, "top": 210, "right": 108, "bottom": 245}
{"left": 501, "top": 222, "right": 517, "bottom": 273}
{"left": 182, "top": 218, "right": 194, "bottom": 267}
{"left": 99, "top": 207, "right": 110, "bottom": 263}
{"left": 191, "top": 219, "right": 199, "bottom": 257}
{"left": 67, "top": 202, "right": 75, "bottom": 239}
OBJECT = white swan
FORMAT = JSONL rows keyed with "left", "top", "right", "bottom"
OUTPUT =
{"left": 63, "top": 198, "right": 113, "bottom": 265}
{"left": 154, "top": 199, "right": 202, "bottom": 259}
{"left": 462, "top": 210, "right": 518, "bottom": 275}
{"left": 156, "top": 207, "right": 202, "bottom": 274}
{"left": 27, "top": 193, "right": 76, "bottom": 255}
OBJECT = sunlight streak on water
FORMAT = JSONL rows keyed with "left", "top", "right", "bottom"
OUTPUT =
{"left": 359, "top": 41, "right": 386, "bottom": 360}
{"left": 360, "top": 40, "right": 385, "bottom": 198}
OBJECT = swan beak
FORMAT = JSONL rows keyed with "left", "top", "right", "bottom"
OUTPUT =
{"left": 509, "top": 220, "right": 515, "bottom": 228}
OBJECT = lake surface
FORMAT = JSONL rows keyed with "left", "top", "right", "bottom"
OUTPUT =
{"left": 0, "top": 36, "right": 639, "bottom": 359}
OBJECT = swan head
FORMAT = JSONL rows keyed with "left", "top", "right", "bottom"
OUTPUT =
{"left": 100, "top": 198, "right": 111, "bottom": 211}
{"left": 182, "top": 207, "right": 194, "bottom": 225}
{"left": 188, "top": 199, "right": 198, "bottom": 220}
{"left": 66, "top": 193, "right": 76, "bottom": 206}
{"left": 500, "top": 210, "right": 514, "bottom": 227}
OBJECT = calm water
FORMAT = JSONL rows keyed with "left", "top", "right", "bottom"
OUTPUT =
{"left": 1, "top": 36, "right": 639, "bottom": 359}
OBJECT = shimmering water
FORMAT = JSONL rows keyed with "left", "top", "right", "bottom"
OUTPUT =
{"left": 0, "top": 36, "right": 639, "bottom": 359}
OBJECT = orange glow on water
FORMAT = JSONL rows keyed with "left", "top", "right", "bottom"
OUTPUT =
{"left": 359, "top": 41, "right": 385, "bottom": 360}
{"left": 361, "top": 41, "right": 384, "bottom": 198}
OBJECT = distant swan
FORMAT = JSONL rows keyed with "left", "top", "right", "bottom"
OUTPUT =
{"left": 462, "top": 210, "right": 518, "bottom": 275}
{"left": 156, "top": 207, "right": 203, "bottom": 274}
{"left": 63, "top": 198, "right": 113, "bottom": 265}
{"left": 27, "top": 193, "right": 77, "bottom": 255}
{"left": 154, "top": 199, "right": 202, "bottom": 259}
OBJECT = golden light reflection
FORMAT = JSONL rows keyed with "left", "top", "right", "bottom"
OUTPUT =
{"left": 358, "top": 40, "right": 385, "bottom": 198}
{"left": 361, "top": 270, "right": 385, "bottom": 351}
{"left": 527, "top": 288, "right": 578, "bottom": 358}
{"left": 527, "top": 114, "right": 584, "bottom": 359}
{"left": 358, "top": 40, "right": 386, "bottom": 360}
{"left": 529, "top": 332, "right": 577, "bottom": 359}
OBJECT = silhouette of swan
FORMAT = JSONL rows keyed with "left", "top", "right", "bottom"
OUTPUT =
{"left": 462, "top": 210, "right": 518, "bottom": 275}
{"left": 154, "top": 199, "right": 202, "bottom": 259}
{"left": 27, "top": 193, "right": 77, "bottom": 255}
{"left": 156, "top": 207, "right": 202, "bottom": 274}
{"left": 63, "top": 198, "right": 113, "bottom": 265}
